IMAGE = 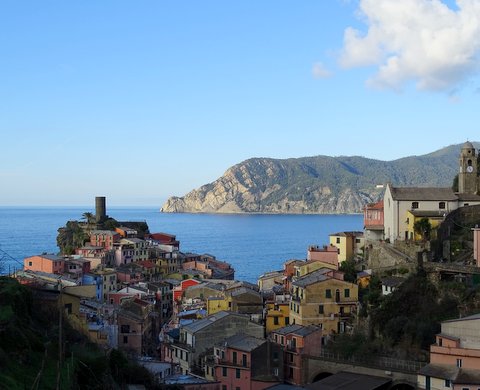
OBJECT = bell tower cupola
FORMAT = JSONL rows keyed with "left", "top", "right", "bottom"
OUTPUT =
{"left": 458, "top": 141, "right": 478, "bottom": 194}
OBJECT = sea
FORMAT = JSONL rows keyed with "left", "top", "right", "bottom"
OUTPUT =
{"left": 0, "top": 207, "right": 363, "bottom": 283}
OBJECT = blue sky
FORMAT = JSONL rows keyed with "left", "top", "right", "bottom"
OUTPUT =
{"left": 1, "top": 0, "right": 480, "bottom": 206}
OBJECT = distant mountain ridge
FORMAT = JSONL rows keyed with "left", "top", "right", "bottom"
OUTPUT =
{"left": 161, "top": 143, "right": 477, "bottom": 214}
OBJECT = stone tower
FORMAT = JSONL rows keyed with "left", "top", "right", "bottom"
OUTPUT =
{"left": 458, "top": 141, "right": 478, "bottom": 194}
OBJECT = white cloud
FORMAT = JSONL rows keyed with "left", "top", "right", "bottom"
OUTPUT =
{"left": 339, "top": 0, "right": 480, "bottom": 92}
{"left": 312, "top": 62, "right": 332, "bottom": 79}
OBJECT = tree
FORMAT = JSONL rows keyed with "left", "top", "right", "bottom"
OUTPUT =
{"left": 57, "top": 221, "right": 88, "bottom": 255}
{"left": 81, "top": 212, "right": 95, "bottom": 225}
{"left": 414, "top": 218, "right": 432, "bottom": 241}
{"left": 339, "top": 259, "right": 357, "bottom": 283}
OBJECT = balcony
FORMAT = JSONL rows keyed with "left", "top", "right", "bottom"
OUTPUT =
{"left": 214, "top": 356, "right": 250, "bottom": 368}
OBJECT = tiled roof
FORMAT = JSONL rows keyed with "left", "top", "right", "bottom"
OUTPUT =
{"left": 290, "top": 325, "right": 321, "bottom": 337}
{"left": 329, "top": 231, "right": 364, "bottom": 237}
{"left": 219, "top": 334, "right": 266, "bottom": 352}
{"left": 272, "top": 324, "right": 304, "bottom": 335}
{"left": 389, "top": 186, "right": 458, "bottom": 201}
{"left": 381, "top": 276, "right": 405, "bottom": 288}
{"left": 183, "top": 311, "right": 247, "bottom": 333}
{"left": 291, "top": 268, "right": 333, "bottom": 288}
{"left": 457, "top": 193, "right": 480, "bottom": 201}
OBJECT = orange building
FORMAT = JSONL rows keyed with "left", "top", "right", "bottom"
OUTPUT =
{"left": 24, "top": 254, "right": 65, "bottom": 274}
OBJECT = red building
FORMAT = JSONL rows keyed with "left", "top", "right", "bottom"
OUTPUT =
{"left": 270, "top": 324, "right": 323, "bottom": 386}
{"left": 363, "top": 201, "right": 384, "bottom": 241}
{"left": 90, "top": 230, "right": 121, "bottom": 250}
{"left": 173, "top": 278, "right": 202, "bottom": 302}
{"left": 213, "top": 334, "right": 283, "bottom": 390}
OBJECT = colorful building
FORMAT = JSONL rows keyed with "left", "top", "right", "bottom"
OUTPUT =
{"left": 24, "top": 254, "right": 65, "bottom": 274}
{"left": 270, "top": 324, "right": 323, "bottom": 386}
{"left": 405, "top": 210, "right": 445, "bottom": 241}
{"left": 289, "top": 268, "right": 358, "bottom": 333}
{"left": 329, "top": 231, "right": 364, "bottom": 263}
{"left": 212, "top": 334, "right": 283, "bottom": 390}
{"left": 363, "top": 200, "right": 384, "bottom": 241}
{"left": 265, "top": 301, "right": 290, "bottom": 334}
{"left": 306, "top": 245, "right": 339, "bottom": 267}
{"left": 418, "top": 313, "right": 480, "bottom": 390}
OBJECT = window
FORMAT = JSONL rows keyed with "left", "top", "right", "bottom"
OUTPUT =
{"left": 123, "top": 336, "right": 128, "bottom": 344}
{"left": 412, "top": 202, "right": 419, "bottom": 209}
{"left": 457, "top": 358, "right": 462, "bottom": 368}
{"left": 274, "top": 316, "right": 279, "bottom": 325}
{"left": 319, "top": 305, "right": 324, "bottom": 314}
{"left": 236, "top": 369, "right": 240, "bottom": 378}
{"left": 222, "top": 386, "right": 227, "bottom": 390}
{"left": 344, "top": 288, "right": 350, "bottom": 298}
{"left": 326, "top": 289, "right": 332, "bottom": 298}
{"left": 222, "top": 367, "right": 227, "bottom": 377}
{"left": 242, "top": 354, "right": 247, "bottom": 367}
{"left": 444, "top": 379, "right": 451, "bottom": 388}
{"left": 281, "top": 336, "right": 284, "bottom": 344}
{"left": 28, "top": 261, "right": 32, "bottom": 266}
{"left": 355, "top": 238, "right": 361, "bottom": 243}
{"left": 274, "top": 334, "right": 278, "bottom": 343}
{"left": 121, "top": 325, "right": 130, "bottom": 333}
{"left": 236, "top": 387, "right": 241, "bottom": 390}
{"left": 285, "top": 316, "right": 289, "bottom": 325}
{"left": 233, "top": 351, "right": 237, "bottom": 364}
{"left": 273, "top": 351, "right": 278, "bottom": 360}
{"left": 336, "top": 237, "right": 340, "bottom": 244}
{"left": 439, "top": 202, "right": 446, "bottom": 209}
{"left": 292, "top": 338, "right": 297, "bottom": 347}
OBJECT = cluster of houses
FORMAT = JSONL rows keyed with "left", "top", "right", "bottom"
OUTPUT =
{"left": 12, "top": 143, "right": 480, "bottom": 389}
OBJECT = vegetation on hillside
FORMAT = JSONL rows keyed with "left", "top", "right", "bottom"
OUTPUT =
{"left": 0, "top": 277, "right": 157, "bottom": 389}
{"left": 163, "top": 142, "right": 478, "bottom": 213}
{"left": 331, "top": 268, "right": 480, "bottom": 360}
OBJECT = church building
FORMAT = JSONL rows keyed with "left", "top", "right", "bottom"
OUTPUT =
{"left": 383, "top": 142, "right": 480, "bottom": 243}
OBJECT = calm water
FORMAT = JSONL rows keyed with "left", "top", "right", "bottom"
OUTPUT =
{"left": 0, "top": 207, "right": 362, "bottom": 282}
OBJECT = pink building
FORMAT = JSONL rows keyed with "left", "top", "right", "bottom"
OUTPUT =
{"left": 24, "top": 254, "right": 65, "bottom": 275}
{"left": 307, "top": 245, "right": 339, "bottom": 267}
{"left": 213, "top": 334, "right": 282, "bottom": 390}
{"left": 364, "top": 200, "right": 384, "bottom": 241}
{"left": 270, "top": 324, "right": 323, "bottom": 386}
{"left": 90, "top": 230, "right": 121, "bottom": 250}
{"left": 418, "top": 313, "right": 480, "bottom": 389}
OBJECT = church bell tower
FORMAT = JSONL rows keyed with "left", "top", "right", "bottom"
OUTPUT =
{"left": 458, "top": 141, "right": 478, "bottom": 194}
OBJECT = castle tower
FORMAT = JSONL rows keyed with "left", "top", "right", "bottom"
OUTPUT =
{"left": 95, "top": 196, "right": 106, "bottom": 222}
{"left": 458, "top": 141, "right": 478, "bottom": 194}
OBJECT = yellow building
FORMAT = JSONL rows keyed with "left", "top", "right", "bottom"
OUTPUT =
{"left": 207, "top": 296, "right": 231, "bottom": 315}
{"left": 405, "top": 210, "right": 444, "bottom": 241}
{"left": 294, "top": 259, "right": 337, "bottom": 278}
{"left": 329, "top": 231, "right": 364, "bottom": 263}
{"left": 265, "top": 301, "right": 290, "bottom": 334}
{"left": 289, "top": 268, "right": 358, "bottom": 334}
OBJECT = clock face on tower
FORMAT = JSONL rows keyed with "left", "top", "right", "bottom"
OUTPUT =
{"left": 467, "top": 165, "right": 474, "bottom": 173}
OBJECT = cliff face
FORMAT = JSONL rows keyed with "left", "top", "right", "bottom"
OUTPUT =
{"left": 161, "top": 143, "right": 472, "bottom": 214}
